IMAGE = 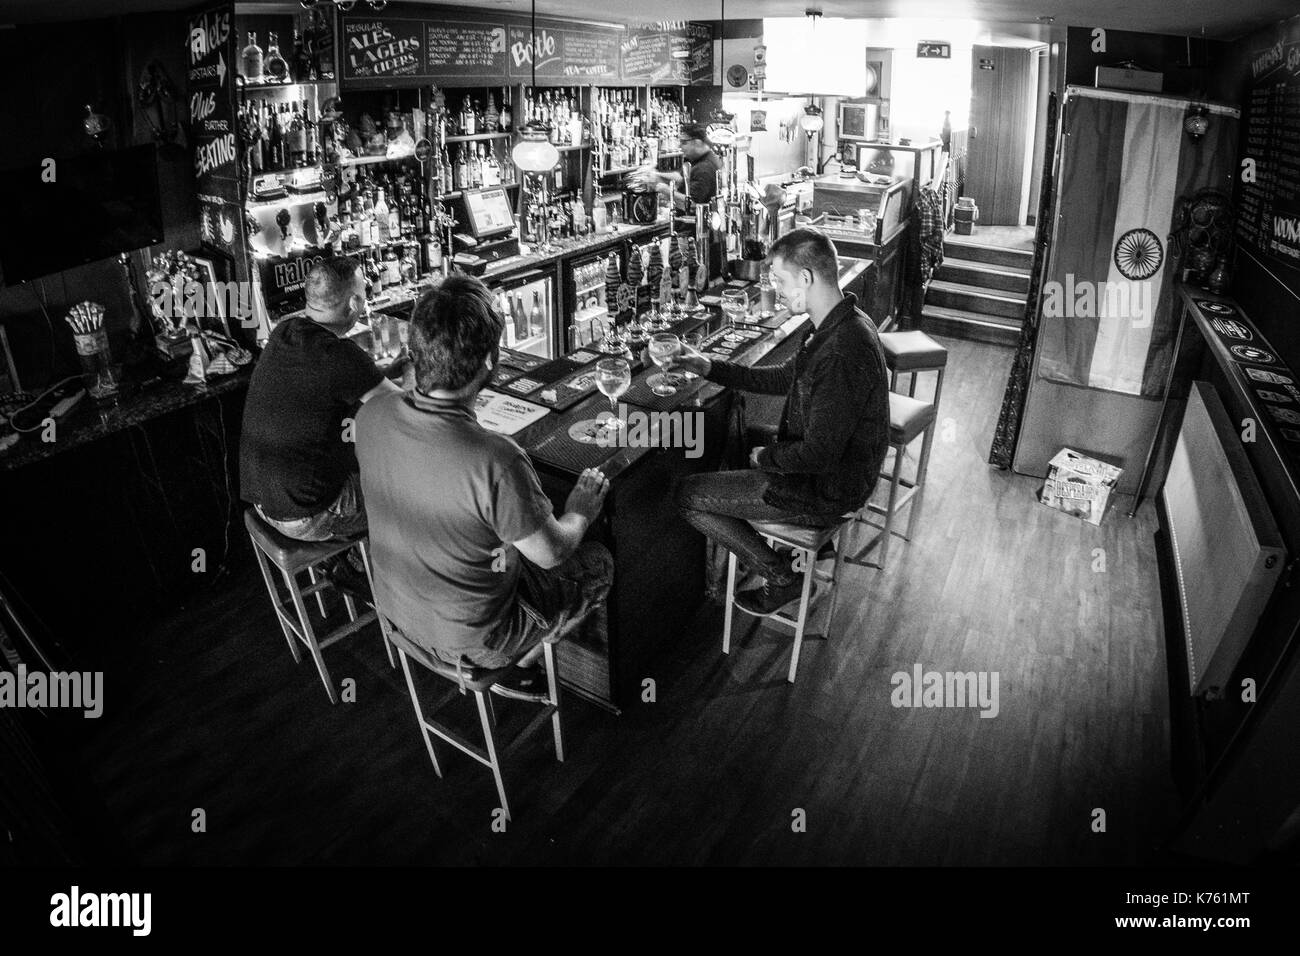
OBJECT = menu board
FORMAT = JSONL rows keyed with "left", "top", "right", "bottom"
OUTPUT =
{"left": 341, "top": 8, "right": 711, "bottom": 87}
{"left": 505, "top": 20, "right": 621, "bottom": 81}
{"left": 186, "top": 0, "right": 239, "bottom": 262}
{"left": 1235, "top": 21, "right": 1300, "bottom": 281}
{"left": 622, "top": 23, "right": 714, "bottom": 84}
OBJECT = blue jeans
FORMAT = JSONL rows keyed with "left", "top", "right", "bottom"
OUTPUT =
{"left": 676, "top": 469, "right": 842, "bottom": 587}
{"left": 256, "top": 473, "right": 367, "bottom": 543}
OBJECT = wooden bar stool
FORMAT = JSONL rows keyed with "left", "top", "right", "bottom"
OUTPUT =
{"left": 244, "top": 509, "right": 385, "bottom": 704}
{"left": 373, "top": 610, "right": 570, "bottom": 823}
{"left": 722, "top": 516, "right": 853, "bottom": 684}
{"left": 879, "top": 330, "right": 948, "bottom": 408}
{"left": 849, "top": 393, "right": 937, "bottom": 569}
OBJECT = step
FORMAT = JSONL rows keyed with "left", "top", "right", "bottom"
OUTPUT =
{"left": 936, "top": 258, "right": 1031, "bottom": 295}
{"left": 921, "top": 304, "right": 1021, "bottom": 347}
{"left": 926, "top": 279, "right": 1026, "bottom": 320}
{"left": 943, "top": 235, "right": 1035, "bottom": 270}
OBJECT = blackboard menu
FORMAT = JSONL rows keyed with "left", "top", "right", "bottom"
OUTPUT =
{"left": 342, "top": 17, "right": 427, "bottom": 83}
{"left": 1235, "top": 23, "right": 1300, "bottom": 280}
{"left": 186, "top": 3, "right": 238, "bottom": 192}
{"left": 426, "top": 20, "right": 508, "bottom": 77}
{"left": 622, "top": 23, "right": 714, "bottom": 84}
{"left": 505, "top": 20, "right": 621, "bottom": 81}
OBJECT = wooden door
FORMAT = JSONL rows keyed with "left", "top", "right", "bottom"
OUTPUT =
{"left": 967, "top": 45, "right": 1035, "bottom": 225}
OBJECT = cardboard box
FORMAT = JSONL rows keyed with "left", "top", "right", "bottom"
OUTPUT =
{"left": 1095, "top": 66, "right": 1163, "bottom": 93}
{"left": 1039, "top": 448, "right": 1122, "bottom": 526}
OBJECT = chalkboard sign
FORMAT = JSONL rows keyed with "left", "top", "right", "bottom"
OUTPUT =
{"left": 342, "top": 17, "right": 426, "bottom": 83}
{"left": 187, "top": 2, "right": 238, "bottom": 195}
{"left": 426, "top": 20, "right": 508, "bottom": 76}
{"left": 1235, "top": 24, "right": 1300, "bottom": 280}
{"left": 623, "top": 23, "right": 713, "bottom": 84}
{"left": 505, "top": 20, "right": 621, "bottom": 81}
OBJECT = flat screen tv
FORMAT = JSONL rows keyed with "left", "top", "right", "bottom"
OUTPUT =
{"left": 0, "top": 145, "right": 164, "bottom": 285}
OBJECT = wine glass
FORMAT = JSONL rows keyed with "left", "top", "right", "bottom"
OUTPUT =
{"left": 721, "top": 289, "right": 748, "bottom": 331}
{"left": 647, "top": 332, "right": 682, "bottom": 396}
{"left": 596, "top": 358, "right": 632, "bottom": 429}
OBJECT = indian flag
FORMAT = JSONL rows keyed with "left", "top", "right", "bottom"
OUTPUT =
{"left": 1037, "top": 88, "right": 1239, "bottom": 397}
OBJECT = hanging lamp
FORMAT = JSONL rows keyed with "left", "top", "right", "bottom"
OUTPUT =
{"left": 510, "top": 0, "right": 560, "bottom": 173}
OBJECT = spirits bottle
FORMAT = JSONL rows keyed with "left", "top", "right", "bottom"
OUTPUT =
{"left": 530, "top": 290, "right": 545, "bottom": 338}
{"left": 471, "top": 145, "right": 483, "bottom": 188}
{"left": 288, "top": 102, "right": 306, "bottom": 166}
{"left": 241, "top": 32, "right": 263, "bottom": 83}
{"left": 485, "top": 148, "right": 501, "bottom": 187}
{"left": 302, "top": 102, "right": 318, "bottom": 165}
{"left": 267, "top": 103, "right": 285, "bottom": 170}
{"left": 512, "top": 293, "right": 529, "bottom": 341}
{"left": 485, "top": 95, "right": 499, "bottom": 137}
{"left": 441, "top": 146, "right": 454, "bottom": 195}
{"left": 374, "top": 188, "right": 391, "bottom": 243}
{"left": 387, "top": 189, "right": 401, "bottom": 241}
{"left": 292, "top": 29, "right": 311, "bottom": 83}
{"left": 500, "top": 90, "right": 511, "bottom": 132}
{"left": 264, "top": 32, "right": 290, "bottom": 83}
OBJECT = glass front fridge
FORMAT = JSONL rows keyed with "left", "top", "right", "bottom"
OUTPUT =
{"left": 489, "top": 268, "right": 558, "bottom": 359}
{"left": 562, "top": 249, "right": 621, "bottom": 355}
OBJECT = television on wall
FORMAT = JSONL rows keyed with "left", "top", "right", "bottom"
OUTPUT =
{"left": 0, "top": 145, "right": 164, "bottom": 286}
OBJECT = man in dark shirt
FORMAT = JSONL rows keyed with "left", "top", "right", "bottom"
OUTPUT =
{"left": 240, "top": 257, "right": 399, "bottom": 541}
{"left": 356, "top": 274, "right": 612, "bottom": 682}
{"left": 669, "top": 228, "right": 890, "bottom": 615}
{"left": 651, "top": 122, "right": 721, "bottom": 207}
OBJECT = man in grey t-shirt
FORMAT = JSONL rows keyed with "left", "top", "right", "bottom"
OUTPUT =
{"left": 356, "top": 275, "right": 611, "bottom": 683}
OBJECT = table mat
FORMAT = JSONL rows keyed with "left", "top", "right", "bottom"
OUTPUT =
{"left": 526, "top": 400, "right": 623, "bottom": 472}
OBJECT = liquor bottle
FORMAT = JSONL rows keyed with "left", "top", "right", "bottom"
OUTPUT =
{"left": 512, "top": 293, "right": 529, "bottom": 341}
{"left": 500, "top": 90, "right": 511, "bottom": 132}
{"left": 485, "top": 95, "right": 499, "bottom": 135}
{"left": 423, "top": 229, "right": 442, "bottom": 273}
{"left": 292, "top": 29, "right": 311, "bottom": 83}
{"left": 303, "top": 102, "right": 318, "bottom": 165}
{"left": 267, "top": 103, "right": 285, "bottom": 170}
{"left": 364, "top": 250, "right": 382, "bottom": 298}
{"left": 471, "top": 145, "right": 483, "bottom": 189}
{"left": 264, "top": 32, "right": 290, "bottom": 83}
{"left": 485, "top": 148, "right": 501, "bottom": 187}
{"left": 462, "top": 100, "right": 475, "bottom": 136}
{"left": 456, "top": 147, "right": 469, "bottom": 191}
{"left": 288, "top": 102, "right": 306, "bottom": 166}
{"left": 311, "top": 6, "right": 334, "bottom": 78}
{"left": 384, "top": 246, "right": 401, "bottom": 287}
{"left": 241, "top": 32, "right": 263, "bottom": 82}
{"left": 400, "top": 244, "right": 418, "bottom": 286}
{"left": 530, "top": 290, "right": 545, "bottom": 338}
{"left": 440, "top": 145, "right": 453, "bottom": 194}
{"left": 374, "top": 188, "right": 391, "bottom": 243}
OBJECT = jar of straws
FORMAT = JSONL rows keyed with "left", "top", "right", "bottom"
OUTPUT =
{"left": 66, "top": 301, "right": 119, "bottom": 399}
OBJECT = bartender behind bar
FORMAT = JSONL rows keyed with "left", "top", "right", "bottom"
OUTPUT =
{"left": 648, "top": 122, "right": 720, "bottom": 208}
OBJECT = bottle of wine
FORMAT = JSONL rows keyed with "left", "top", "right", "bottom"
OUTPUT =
{"left": 374, "top": 188, "right": 392, "bottom": 243}
{"left": 241, "top": 32, "right": 263, "bottom": 82}
{"left": 512, "top": 293, "right": 528, "bottom": 341}
{"left": 264, "top": 31, "right": 289, "bottom": 83}
{"left": 288, "top": 102, "right": 306, "bottom": 167}
{"left": 291, "top": 28, "right": 311, "bottom": 83}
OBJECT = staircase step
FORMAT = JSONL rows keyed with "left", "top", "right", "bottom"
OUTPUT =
{"left": 936, "top": 259, "right": 1031, "bottom": 294}
{"left": 921, "top": 304, "right": 1021, "bottom": 347}
{"left": 943, "top": 236, "right": 1035, "bottom": 269}
{"left": 927, "top": 279, "right": 1026, "bottom": 320}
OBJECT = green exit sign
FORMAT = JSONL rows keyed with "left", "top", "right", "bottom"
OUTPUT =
{"left": 917, "top": 41, "right": 951, "bottom": 59}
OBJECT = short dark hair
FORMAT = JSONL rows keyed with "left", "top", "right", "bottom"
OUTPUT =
{"left": 305, "top": 256, "right": 362, "bottom": 314}
{"left": 769, "top": 228, "right": 839, "bottom": 285}
{"left": 679, "top": 122, "right": 710, "bottom": 144}
{"left": 409, "top": 274, "right": 503, "bottom": 393}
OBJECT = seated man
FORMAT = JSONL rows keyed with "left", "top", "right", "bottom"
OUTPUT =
{"left": 670, "top": 228, "right": 890, "bottom": 615}
{"left": 240, "top": 256, "right": 399, "bottom": 543}
{"left": 356, "top": 274, "right": 612, "bottom": 687}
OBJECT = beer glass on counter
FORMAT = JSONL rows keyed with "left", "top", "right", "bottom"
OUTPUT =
{"left": 648, "top": 332, "right": 682, "bottom": 396}
{"left": 596, "top": 358, "right": 631, "bottom": 428}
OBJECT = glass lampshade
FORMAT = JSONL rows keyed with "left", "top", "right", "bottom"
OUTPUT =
{"left": 512, "top": 123, "right": 560, "bottom": 173}
{"left": 800, "top": 107, "right": 824, "bottom": 133}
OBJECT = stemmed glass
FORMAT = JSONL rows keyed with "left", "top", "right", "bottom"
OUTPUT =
{"left": 596, "top": 358, "right": 632, "bottom": 429}
{"left": 721, "top": 289, "right": 748, "bottom": 331}
{"left": 681, "top": 331, "right": 703, "bottom": 380}
{"left": 647, "top": 332, "right": 682, "bottom": 396}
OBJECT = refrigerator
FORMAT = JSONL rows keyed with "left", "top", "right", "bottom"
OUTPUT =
{"left": 490, "top": 268, "right": 559, "bottom": 359}
{"left": 562, "top": 248, "right": 622, "bottom": 354}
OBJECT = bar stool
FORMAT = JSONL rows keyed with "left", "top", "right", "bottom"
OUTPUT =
{"left": 879, "top": 330, "right": 948, "bottom": 408}
{"left": 849, "top": 393, "right": 937, "bottom": 569}
{"left": 244, "top": 509, "right": 386, "bottom": 704}
{"left": 722, "top": 516, "right": 854, "bottom": 683}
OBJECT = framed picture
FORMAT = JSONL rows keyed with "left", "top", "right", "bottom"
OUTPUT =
{"left": 188, "top": 255, "right": 236, "bottom": 340}
{"left": 750, "top": 109, "right": 767, "bottom": 133}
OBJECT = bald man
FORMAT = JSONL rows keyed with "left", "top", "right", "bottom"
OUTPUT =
{"left": 240, "top": 256, "right": 400, "bottom": 542}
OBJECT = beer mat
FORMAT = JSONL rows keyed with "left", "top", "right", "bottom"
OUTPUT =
{"left": 526, "top": 366, "right": 604, "bottom": 412}
{"left": 526, "top": 402, "right": 622, "bottom": 472}
{"left": 699, "top": 326, "right": 768, "bottom": 360}
{"left": 527, "top": 356, "right": 590, "bottom": 384}
{"left": 490, "top": 365, "right": 530, "bottom": 387}
{"left": 622, "top": 371, "right": 707, "bottom": 411}
{"left": 498, "top": 349, "right": 548, "bottom": 371}
{"left": 502, "top": 376, "right": 547, "bottom": 396}
{"left": 568, "top": 349, "right": 603, "bottom": 365}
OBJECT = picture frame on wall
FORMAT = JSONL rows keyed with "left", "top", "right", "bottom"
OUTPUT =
{"left": 751, "top": 109, "right": 767, "bottom": 132}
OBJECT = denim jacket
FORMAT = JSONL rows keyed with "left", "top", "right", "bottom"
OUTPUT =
{"left": 706, "top": 293, "right": 890, "bottom": 515}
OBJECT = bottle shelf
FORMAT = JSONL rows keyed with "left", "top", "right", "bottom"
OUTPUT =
{"left": 444, "top": 132, "right": 513, "bottom": 143}
{"left": 333, "top": 152, "right": 425, "bottom": 168}
{"left": 247, "top": 190, "right": 330, "bottom": 210}
{"left": 238, "top": 77, "right": 338, "bottom": 92}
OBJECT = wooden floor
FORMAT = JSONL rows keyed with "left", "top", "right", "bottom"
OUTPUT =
{"left": 72, "top": 337, "right": 1180, "bottom": 865}
{"left": 957, "top": 224, "right": 1037, "bottom": 251}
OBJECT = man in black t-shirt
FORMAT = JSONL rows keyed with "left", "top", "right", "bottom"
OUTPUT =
{"left": 651, "top": 122, "right": 721, "bottom": 208}
{"left": 240, "top": 257, "right": 399, "bottom": 541}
